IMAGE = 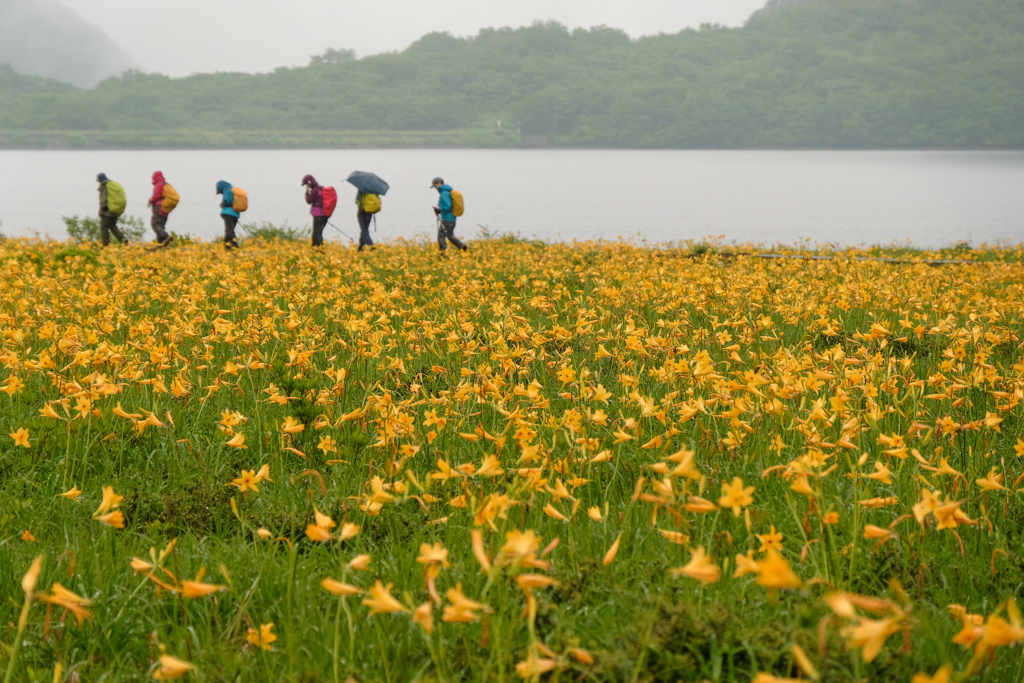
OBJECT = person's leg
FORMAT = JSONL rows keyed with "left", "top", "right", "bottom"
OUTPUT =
{"left": 444, "top": 221, "right": 466, "bottom": 251}
{"left": 437, "top": 219, "right": 448, "bottom": 252}
{"left": 223, "top": 215, "right": 238, "bottom": 248}
{"left": 358, "top": 210, "right": 373, "bottom": 251}
{"left": 100, "top": 213, "right": 111, "bottom": 246}
{"left": 312, "top": 215, "right": 326, "bottom": 247}
{"left": 108, "top": 216, "right": 127, "bottom": 244}
{"left": 152, "top": 207, "right": 170, "bottom": 244}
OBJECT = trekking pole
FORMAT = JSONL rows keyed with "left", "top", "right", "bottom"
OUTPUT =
{"left": 328, "top": 221, "right": 355, "bottom": 242}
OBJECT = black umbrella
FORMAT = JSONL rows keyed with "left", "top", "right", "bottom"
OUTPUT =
{"left": 346, "top": 171, "right": 390, "bottom": 196}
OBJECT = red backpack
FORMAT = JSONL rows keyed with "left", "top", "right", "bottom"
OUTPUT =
{"left": 321, "top": 186, "right": 338, "bottom": 218}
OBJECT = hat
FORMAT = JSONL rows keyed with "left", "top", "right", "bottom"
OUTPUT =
{"left": 97, "top": 173, "right": 108, "bottom": 182}
{"left": 430, "top": 177, "right": 444, "bottom": 187}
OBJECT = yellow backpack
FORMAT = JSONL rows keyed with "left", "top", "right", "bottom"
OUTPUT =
{"left": 232, "top": 187, "right": 248, "bottom": 212}
{"left": 161, "top": 184, "right": 180, "bottom": 214}
{"left": 362, "top": 193, "right": 381, "bottom": 214}
{"left": 450, "top": 189, "right": 465, "bottom": 218}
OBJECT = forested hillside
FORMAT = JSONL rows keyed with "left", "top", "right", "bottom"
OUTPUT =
{"left": 1, "top": 0, "right": 1021, "bottom": 148}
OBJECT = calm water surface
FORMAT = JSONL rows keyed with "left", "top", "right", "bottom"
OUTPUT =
{"left": 1, "top": 149, "right": 1022, "bottom": 247}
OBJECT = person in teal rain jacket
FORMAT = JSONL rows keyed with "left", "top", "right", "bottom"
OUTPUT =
{"left": 215, "top": 180, "right": 240, "bottom": 248}
{"left": 431, "top": 176, "right": 466, "bottom": 254}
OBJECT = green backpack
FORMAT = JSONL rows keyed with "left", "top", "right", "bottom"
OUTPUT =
{"left": 105, "top": 181, "right": 127, "bottom": 216}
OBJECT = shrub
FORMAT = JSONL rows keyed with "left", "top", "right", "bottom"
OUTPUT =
{"left": 239, "top": 221, "right": 310, "bottom": 242}
{"left": 62, "top": 214, "right": 146, "bottom": 243}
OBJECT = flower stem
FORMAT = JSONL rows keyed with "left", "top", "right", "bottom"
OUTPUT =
{"left": 3, "top": 595, "right": 33, "bottom": 683}
{"left": 373, "top": 615, "right": 393, "bottom": 683}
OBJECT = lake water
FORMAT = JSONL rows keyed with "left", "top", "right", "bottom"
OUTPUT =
{"left": 1, "top": 149, "right": 1022, "bottom": 247}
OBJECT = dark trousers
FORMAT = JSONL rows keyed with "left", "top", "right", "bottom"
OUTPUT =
{"left": 151, "top": 206, "right": 170, "bottom": 243}
{"left": 438, "top": 220, "right": 465, "bottom": 252}
{"left": 312, "top": 215, "right": 328, "bottom": 247}
{"left": 357, "top": 210, "right": 374, "bottom": 251}
{"left": 100, "top": 212, "right": 126, "bottom": 246}
{"left": 223, "top": 215, "right": 239, "bottom": 248}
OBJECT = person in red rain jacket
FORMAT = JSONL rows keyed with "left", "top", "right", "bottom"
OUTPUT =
{"left": 147, "top": 171, "right": 172, "bottom": 246}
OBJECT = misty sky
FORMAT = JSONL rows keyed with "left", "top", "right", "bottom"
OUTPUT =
{"left": 60, "top": 0, "right": 768, "bottom": 77}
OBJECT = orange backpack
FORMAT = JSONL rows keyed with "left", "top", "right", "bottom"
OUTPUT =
{"left": 231, "top": 187, "right": 248, "bottom": 212}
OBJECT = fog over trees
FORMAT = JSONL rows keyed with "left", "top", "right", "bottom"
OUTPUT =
{"left": 0, "top": 0, "right": 137, "bottom": 87}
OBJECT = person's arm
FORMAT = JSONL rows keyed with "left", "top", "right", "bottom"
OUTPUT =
{"left": 438, "top": 190, "right": 452, "bottom": 214}
{"left": 148, "top": 183, "right": 163, "bottom": 206}
{"left": 99, "top": 183, "right": 107, "bottom": 212}
{"left": 221, "top": 187, "right": 234, "bottom": 209}
{"left": 306, "top": 187, "right": 315, "bottom": 206}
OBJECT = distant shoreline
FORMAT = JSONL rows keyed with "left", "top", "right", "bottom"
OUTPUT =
{"left": 0, "top": 130, "right": 1021, "bottom": 151}
{"left": 0, "top": 129, "right": 541, "bottom": 150}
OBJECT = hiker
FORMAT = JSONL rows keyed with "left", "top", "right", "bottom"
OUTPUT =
{"left": 215, "top": 180, "right": 240, "bottom": 249}
{"left": 146, "top": 171, "right": 173, "bottom": 246}
{"left": 96, "top": 173, "right": 127, "bottom": 246}
{"left": 355, "top": 190, "right": 374, "bottom": 251}
{"left": 431, "top": 177, "right": 466, "bottom": 254}
{"left": 302, "top": 174, "right": 327, "bottom": 247}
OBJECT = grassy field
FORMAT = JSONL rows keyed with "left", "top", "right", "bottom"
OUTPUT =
{"left": 1, "top": 236, "right": 1023, "bottom": 683}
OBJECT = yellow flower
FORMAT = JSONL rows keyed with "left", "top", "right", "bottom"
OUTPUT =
{"left": 60, "top": 485, "right": 82, "bottom": 500}
{"left": 734, "top": 550, "right": 759, "bottom": 578}
{"left": 281, "top": 416, "right": 305, "bottom": 434}
{"left": 180, "top": 579, "right": 224, "bottom": 598}
{"left": 671, "top": 546, "right": 720, "bottom": 586}
{"left": 515, "top": 650, "right": 556, "bottom": 679}
{"left": 363, "top": 580, "right": 407, "bottom": 615}
{"left": 475, "top": 454, "right": 504, "bottom": 477}
{"left": 349, "top": 554, "right": 371, "bottom": 571}
{"left": 152, "top": 654, "right": 195, "bottom": 680}
{"left": 414, "top": 601, "right": 434, "bottom": 634}
{"left": 471, "top": 529, "right": 492, "bottom": 571}
{"left": 542, "top": 503, "right": 567, "bottom": 521}
{"left": 229, "top": 469, "right": 259, "bottom": 493}
{"left": 318, "top": 435, "right": 337, "bottom": 454}
{"left": 38, "top": 582, "right": 92, "bottom": 627}
{"left": 685, "top": 496, "right": 718, "bottom": 513}
{"left": 96, "top": 511, "right": 126, "bottom": 529}
{"left": 368, "top": 475, "right": 395, "bottom": 504}
{"left": 246, "top": 623, "right": 277, "bottom": 651}
{"left": 841, "top": 616, "right": 900, "bottom": 663}
{"left": 306, "top": 524, "right": 332, "bottom": 542}
{"left": 321, "top": 578, "right": 363, "bottom": 596}
{"left": 224, "top": 432, "right": 247, "bottom": 448}
{"left": 39, "top": 403, "right": 63, "bottom": 420}
{"left": 21, "top": 555, "right": 43, "bottom": 593}
{"left": 94, "top": 486, "right": 123, "bottom": 516}
{"left": 756, "top": 525, "right": 783, "bottom": 552}
{"left": 417, "top": 542, "right": 450, "bottom": 568}
{"left": 719, "top": 477, "right": 755, "bottom": 516}
{"left": 442, "top": 583, "right": 487, "bottom": 622}
{"left": 515, "top": 574, "right": 558, "bottom": 589}
{"left": 603, "top": 532, "right": 623, "bottom": 566}
{"left": 253, "top": 464, "right": 273, "bottom": 483}
{"left": 755, "top": 549, "right": 802, "bottom": 590}
{"left": 912, "top": 665, "right": 951, "bottom": 683}
{"left": 10, "top": 427, "right": 30, "bottom": 448}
